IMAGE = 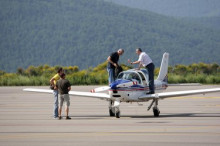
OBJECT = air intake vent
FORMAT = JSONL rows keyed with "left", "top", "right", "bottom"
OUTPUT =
{"left": 113, "top": 95, "right": 121, "bottom": 97}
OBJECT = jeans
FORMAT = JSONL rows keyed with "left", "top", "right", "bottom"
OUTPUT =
{"left": 107, "top": 68, "right": 115, "bottom": 84}
{"left": 53, "top": 90, "right": 59, "bottom": 118}
{"left": 146, "top": 63, "right": 155, "bottom": 93}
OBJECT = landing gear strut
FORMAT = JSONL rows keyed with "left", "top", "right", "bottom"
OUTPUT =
{"left": 148, "top": 98, "right": 160, "bottom": 117}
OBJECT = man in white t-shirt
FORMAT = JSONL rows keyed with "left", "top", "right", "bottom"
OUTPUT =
{"left": 128, "top": 48, "right": 155, "bottom": 94}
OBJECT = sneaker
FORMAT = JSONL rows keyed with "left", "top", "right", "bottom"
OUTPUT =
{"left": 66, "top": 116, "right": 71, "bottom": 120}
{"left": 58, "top": 116, "right": 62, "bottom": 120}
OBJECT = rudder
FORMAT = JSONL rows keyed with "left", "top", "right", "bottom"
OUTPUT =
{"left": 157, "top": 52, "right": 169, "bottom": 82}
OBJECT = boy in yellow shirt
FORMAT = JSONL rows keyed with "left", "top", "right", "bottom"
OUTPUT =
{"left": 50, "top": 68, "right": 63, "bottom": 119}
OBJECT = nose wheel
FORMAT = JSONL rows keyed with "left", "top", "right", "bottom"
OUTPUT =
{"left": 115, "top": 107, "right": 120, "bottom": 118}
{"left": 109, "top": 100, "right": 121, "bottom": 118}
{"left": 109, "top": 108, "right": 115, "bottom": 117}
{"left": 109, "top": 101, "right": 115, "bottom": 117}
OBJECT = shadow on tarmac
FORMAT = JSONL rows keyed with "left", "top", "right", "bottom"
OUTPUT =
{"left": 69, "top": 112, "right": 220, "bottom": 119}
{"left": 128, "top": 113, "right": 220, "bottom": 118}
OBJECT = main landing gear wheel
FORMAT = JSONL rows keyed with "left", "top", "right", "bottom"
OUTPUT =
{"left": 153, "top": 107, "right": 160, "bottom": 117}
{"left": 115, "top": 111, "right": 120, "bottom": 118}
{"left": 148, "top": 99, "right": 160, "bottom": 117}
{"left": 109, "top": 108, "right": 115, "bottom": 117}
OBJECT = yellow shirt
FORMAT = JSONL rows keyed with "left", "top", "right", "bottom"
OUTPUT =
{"left": 53, "top": 73, "right": 60, "bottom": 85}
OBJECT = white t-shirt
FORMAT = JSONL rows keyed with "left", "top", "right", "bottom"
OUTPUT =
{"left": 138, "top": 52, "right": 152, "bottom": 67}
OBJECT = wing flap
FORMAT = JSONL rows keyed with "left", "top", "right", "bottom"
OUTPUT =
{"left": 139, "top": 88, "right": 220, "bottom": 100}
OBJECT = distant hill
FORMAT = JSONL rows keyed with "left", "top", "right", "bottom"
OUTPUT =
{"left": 0, "top": 0, "right": 220, "bottom": 72}
{"left": 106, "top": 0, "right": 220, "bottom": 17}
{"left": 107, "top": 0, "right": 220, "bottom": 30}
{"left": 182, "top": 16, "right": 220, "bottom": 30}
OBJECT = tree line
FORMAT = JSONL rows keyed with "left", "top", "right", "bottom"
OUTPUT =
{"left": 0, "top": 62, "right": 219, "bottom": 86}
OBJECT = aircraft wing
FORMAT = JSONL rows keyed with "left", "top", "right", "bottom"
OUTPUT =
{"left": 23, "top": 88, "right": 110, "bottom": 100}
{"left": 139, "top": 88, "right": 220, "bottom": 100}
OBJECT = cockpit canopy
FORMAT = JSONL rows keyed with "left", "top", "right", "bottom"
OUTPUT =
{"left": 117, "top": 69, "right": 149, "bottom": 85}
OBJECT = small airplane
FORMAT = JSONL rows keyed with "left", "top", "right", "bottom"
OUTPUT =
{"left": 23, "top": 52, "right": 220, "bottom": 118}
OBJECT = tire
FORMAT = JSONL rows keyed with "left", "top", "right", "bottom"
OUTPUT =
{"left": 109, "top": 109, "right": 115, "bottom": 117}
{"left": 116, "top": 111, "right": 120, "bottom": 118}
{"left": 153, "top": 108, "right": 160, "bottom": 117}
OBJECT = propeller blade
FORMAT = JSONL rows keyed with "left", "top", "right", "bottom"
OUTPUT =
{"left": 90, "top": 86, "right": 111, "bottom": 93}
{"left": 116, "top": 81, "right": 138, "bottom": 88}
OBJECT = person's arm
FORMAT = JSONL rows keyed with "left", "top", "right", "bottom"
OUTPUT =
{"left": 137, "top": 63, "right": 143, "bottom": 70}
{"left": 128, "top": 54, "right": 142, "bottom": 70}
{"left": 50, "top": 74, "right": 58, "bottom": 90}
{"left": 130, "top": 60, "right": 140, "bottom": 65}
{"left": 50, "top": 77, "right": 55, "bottom": 85}
{"left": 68, "top": 86, "right": 71, "bottom": 91}
{"left": 107, "top": 56, "right": 117, "bottom": 67}
{"left": 128, "top": 60, "right": 142, "bottom": 70}
{"left": 67, "top": 81, "right": 71, "bottom": 91}
{"left": 55, "top": 82, "right": 58, "bottom": 90}
{"left": 50, "top": 78, "right": 57, "bottom": 89}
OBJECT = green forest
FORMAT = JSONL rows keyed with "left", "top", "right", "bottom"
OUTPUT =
{"left": 0, "top": 0, "right": 220, "bottom": 72}
{"left": 107, "top": 0, "right": 220, "bottom": 17}
{"left": 0, "top": 62, "right": 219, "bottom": 86}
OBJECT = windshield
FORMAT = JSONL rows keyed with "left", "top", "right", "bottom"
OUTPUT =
{"left": 117, "top": 72, "right": 141, "bottom": 84}
{"left": 140, "top": 69, "right": 148, "bottom": 76}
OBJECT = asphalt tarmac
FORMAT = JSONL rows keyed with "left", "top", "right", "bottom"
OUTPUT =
{"left": 0, "top": 85, "right": 220, "bottom": 146}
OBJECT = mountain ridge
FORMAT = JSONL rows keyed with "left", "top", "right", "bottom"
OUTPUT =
{"left": 0, "top": 0, "right": 220, "bottom": 72}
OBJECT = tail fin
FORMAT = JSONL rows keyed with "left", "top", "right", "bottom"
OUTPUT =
{"left": 157, "top": 52, "right": 169, "bottom": 82}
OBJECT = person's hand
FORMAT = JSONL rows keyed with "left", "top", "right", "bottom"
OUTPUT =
{"left": 114, "top": 63, "right": 118, "bottom": 67}
{"left": 128, "top": 59, "right": 131, "bottom": 63}
{"left": 54, "top": 86, "right": 57, "bottom": 90}
{"left": 128, "top": 59, "right": 134, "bottom": 65}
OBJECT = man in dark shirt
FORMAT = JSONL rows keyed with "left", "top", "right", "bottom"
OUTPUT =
{"left": 56, "top": 73, "right": 71, "bottom": 120}
{"left": 107, "top": 48, "right": 124, "bottom": 84}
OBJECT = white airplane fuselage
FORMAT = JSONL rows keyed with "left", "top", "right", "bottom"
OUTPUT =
{"left": 108, "top": 69, "right": 168, "bottom": 102}
{"left": 109, "top": 80, "right": 168, "bottom": 102}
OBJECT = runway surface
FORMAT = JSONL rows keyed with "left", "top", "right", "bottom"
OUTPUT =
{"left": 0, "top": 85, "right": 220, "bottom": 146}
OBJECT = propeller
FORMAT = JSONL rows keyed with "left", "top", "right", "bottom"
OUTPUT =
{"left": 91, "top": 79, "right": 139, "bottom": 93}
{"left": 116, "top": 80, "right": 138, "bottom": 88}
{"left": 90, "top": 86, "right": 111, "bottom": 93}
